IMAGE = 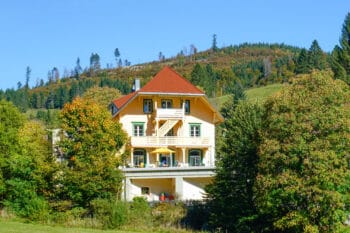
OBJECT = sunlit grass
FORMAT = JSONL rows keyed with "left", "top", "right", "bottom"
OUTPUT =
{"left": 210, "top": 83, "right": 285, "bottom": 110}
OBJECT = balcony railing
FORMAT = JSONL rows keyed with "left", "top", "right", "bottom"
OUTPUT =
{"left": 156, "top": 108, "right": 184, "bottom": 119}
{"left": 131, "top": 136, "right": 210, "bottom": 147}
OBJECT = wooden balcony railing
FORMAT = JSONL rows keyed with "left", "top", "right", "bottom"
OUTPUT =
{"left": 131, "top": 136, "right": 210, "bottom": 147}
{"left": 156, "top": 108, "right": 184, "bottom": 119}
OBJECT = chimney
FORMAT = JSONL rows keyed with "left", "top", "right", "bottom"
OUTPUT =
{"left": 132, "top": 78, "right": 140, "bottom": 92}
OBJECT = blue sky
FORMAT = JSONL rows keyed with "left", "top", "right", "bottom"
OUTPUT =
{"left": 0, "top": 0, "right": 348, "bottom": 90}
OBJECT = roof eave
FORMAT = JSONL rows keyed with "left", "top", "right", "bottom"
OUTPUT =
{"left": 112, "top": 92, "right": 139, "bottom": 117}
{"left": 138, "top": 92, "right": 205, "bottom": 96}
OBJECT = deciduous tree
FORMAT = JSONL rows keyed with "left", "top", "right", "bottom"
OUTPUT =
{"left": 60, "top": 98, "right": 126, "bottom": 207}
{"left": 255, "top": 71, "right": 350, "bottom": 232}
{"left": 82, "top": 86, "right": 122, "bottom": 108}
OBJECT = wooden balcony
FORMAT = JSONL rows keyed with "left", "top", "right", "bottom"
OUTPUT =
{"left": 131, "top": 136, "right": 210, "bottom": 148}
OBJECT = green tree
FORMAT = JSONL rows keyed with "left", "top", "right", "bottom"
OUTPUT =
{"left": 74, "top": 57, "right": 82, "bottom": 80}
{"left": 89, "top": 53, "right": 101, "bottom": 73}
{"left": 59, "top": 97, "right": 126, "bottom": 207}
{"left": 114, "top": 48, "right": 120, "bottom": 64}
{"left": 25, "top": 66, "right": 31, "bottom": 89}
{"left": 206, "top": 101, "right": 264, "bottom": 232}
{"left": 82, "top": 86, "right": 122, "bottom": 108}
{"left": 190, "top": 63, "right": 206, "bottom": 86}
{"left": 295, "top": 48, "right": 311, "bottom": 74}
{"left": 255, "top": 71, "right": 350, "bottom": 232}
{"left": 0, "top": 100, "right": 24, "bottom": 205}
{"left": 0, "top": 101, "right": 54, "bottom": 219}
{"left": 331, "top": 12, "right": 350, "bottom": 84}
{"left": 212, "top": 34, "right": 218, "bottom": 52}
{"left": 308, "top": 40, "right": 327, "bottom": 71}
{"left": 18, "top": 120, "right": 57, "bottom": 198}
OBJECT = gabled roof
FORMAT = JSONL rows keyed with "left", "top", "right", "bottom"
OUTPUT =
{"left": 112, "top": 66, "right": 223, "bottom": 123}
{"left": 139, "top": 66, "right": 204, "bottom": 95}
{"left": 113, "top": 66, "right": 204, "bottom": 110}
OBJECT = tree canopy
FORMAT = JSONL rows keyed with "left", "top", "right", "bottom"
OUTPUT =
{"left": 255, "top": 71, "right": 350, "bottom": 232}
{"left": 332, "top": 12, "right": 350, "bottom": 84}
{"left": 59, "top": 97, "right": 126, "bottom": 207}
{"left": 206, "top": 101, "right": 264, "bottom": 232}
{"left": 82, "top": 86, "right": 122, "bottom": 108}
{"left": 0, "top": 100, "right": 55, "bottom": 219}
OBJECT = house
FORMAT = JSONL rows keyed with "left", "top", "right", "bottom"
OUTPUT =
{"left": 111, "top": 66, "right": 224, "bottom": 202}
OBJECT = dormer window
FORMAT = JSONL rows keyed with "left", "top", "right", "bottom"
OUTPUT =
{"left": 111, "top": 104, "right": 118, "bottom": 115}
{"left": 143, "top": 99, "right": 153, "bottom": 113}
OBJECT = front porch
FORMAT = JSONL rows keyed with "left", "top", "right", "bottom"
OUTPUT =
{"left": 122, "top": 167, "right": 215, "bottom": 201}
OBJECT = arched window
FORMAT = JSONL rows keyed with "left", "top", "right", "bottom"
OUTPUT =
{"left": 133, "top": 149, "right": 146, "bottom": 167}
{"left": 188, "top": 149, "right": 202, "bottom": 166}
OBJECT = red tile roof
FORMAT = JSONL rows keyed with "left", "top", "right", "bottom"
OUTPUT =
{"left": 112, "top": 91, "right": 137, "bottom": 109}
{"left": 113, "top": 66, "right": 204, "bottom": 110}
{"left": 139, "top": 66, "right": 204, "bottom": 95}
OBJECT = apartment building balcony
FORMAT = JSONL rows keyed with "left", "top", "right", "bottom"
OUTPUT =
{"left": 121, "top": 166, "right": 215, "bottom": 178}
{"left": 131, "top": 136, "right": 210, "bottom": 148}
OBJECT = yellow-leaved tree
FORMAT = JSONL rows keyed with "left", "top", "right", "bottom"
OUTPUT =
{"left": 59, "top": 97, "right": 126, "bottom": 207}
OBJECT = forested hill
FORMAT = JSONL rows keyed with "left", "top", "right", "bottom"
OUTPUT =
{"left": 0, "top": 41, "right": 330, "bottom": 112}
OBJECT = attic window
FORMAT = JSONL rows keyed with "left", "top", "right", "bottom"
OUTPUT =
{"left": 111, "top": 104, "right": 118, "bottom": 115}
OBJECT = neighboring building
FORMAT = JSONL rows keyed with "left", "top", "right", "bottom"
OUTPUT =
{"left": 111, "top": 66, "right": 223, "bottom": 202}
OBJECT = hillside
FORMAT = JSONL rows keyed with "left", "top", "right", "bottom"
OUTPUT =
{"left": 0, "top": 42, "right": 330, "bottom": 113}
{"left": 210, "top": 83, "right": 284, "bottom": 110}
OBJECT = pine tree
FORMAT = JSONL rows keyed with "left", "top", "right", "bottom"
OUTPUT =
{"left": 206, "top": 101, "right": 264, "bottom": 232}
{"left": 308, "top": 40, "right": 327, "bottom": 70}
{"left": 212, "top": 34, "right": 218, "bottom": 52}
{"left": 74, "top": 57, "right": 82, "bottom": 80}
{"left": 331, "top": 12, "right": 350, "bottom": 84}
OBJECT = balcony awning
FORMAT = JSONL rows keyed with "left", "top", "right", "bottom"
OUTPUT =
{"left": 151, "top": 147, "right": 175, "bottom": 154}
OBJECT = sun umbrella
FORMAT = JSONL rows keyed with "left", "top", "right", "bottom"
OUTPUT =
{"left": 151, "top": 147, "right": 175, "bottom": 154}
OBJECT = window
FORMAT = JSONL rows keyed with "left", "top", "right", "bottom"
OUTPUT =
{"left": 161, "top": 99, "right": 172, "bottom": 109}
{"left": 141, "top": 187, "right": 150, "bottom": 195}
{"left": 111, "top": 104, "right": 118, "bottom": 115}
{"left": 143, "top": 99, "right": 153, "bottom": 113}
{"left": 181, "top": 100, "right": 190, "bottom": 114}
{"left": 189, "top": 123, "right": 201, "bottom": 137}
{"left": 133, "top": 149, "right": 146, "bottom": 167}
{"left": 189, "top": 150, "right": 202, "bottom": 166}
{"left": 132, "top": 122, "right": 144, "bottom": 136}
{"left": 159, "top": 154, "right": 174, "bottom": 167}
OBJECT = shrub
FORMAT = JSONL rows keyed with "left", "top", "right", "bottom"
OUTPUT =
{"left": 90, "top": 198, "right": 129, "bottom": 229}
{"left": 152, "top": 202, "right": 186, "bottom": 228}
{"left": 128, "top": 197, "right": 152, "bottom": 228}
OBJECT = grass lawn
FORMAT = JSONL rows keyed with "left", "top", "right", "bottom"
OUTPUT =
{"left": 0, "top": 220, "right": 143, "bottom": 233}
{"left": 210, "top": 83, "right": 285, "bottom": 110}
{"left": 245, "top": 83, "right": 284, "bottom": 102}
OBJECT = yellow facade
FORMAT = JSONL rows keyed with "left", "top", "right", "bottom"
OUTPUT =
{"left": 112, "top": 67, "right": 223, "bottom": 201}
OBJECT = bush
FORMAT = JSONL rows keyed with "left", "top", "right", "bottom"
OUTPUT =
{"left": 129, "top": 197, "right": 152, "bottom": 228}
{"left": 90, "top": 198, "right": 129, "bottom": 229}
{"left": 152, "top": 202, "right": 186, "bottom": 228}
